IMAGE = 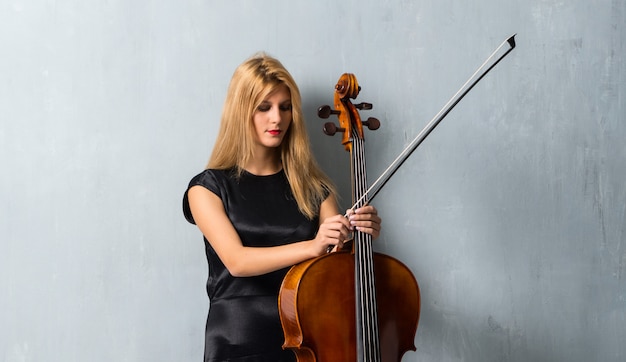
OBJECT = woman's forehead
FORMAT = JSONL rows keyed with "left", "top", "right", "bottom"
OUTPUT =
{"left": 261, "top": 83, "right": 291, "bottom": 101}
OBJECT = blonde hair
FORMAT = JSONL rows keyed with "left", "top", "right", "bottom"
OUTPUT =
{"left": 207, "top": 53, "right": 336, "bottom": 219}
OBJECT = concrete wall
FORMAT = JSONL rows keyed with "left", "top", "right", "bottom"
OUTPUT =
{"left": 1, "top": 1, "right": 624, "bottom": 361}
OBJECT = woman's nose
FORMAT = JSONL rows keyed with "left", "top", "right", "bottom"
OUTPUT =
{"left": 269, "top": 107, "right": 281, "bottom": 123}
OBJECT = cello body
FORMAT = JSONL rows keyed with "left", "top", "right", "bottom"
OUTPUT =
{"left": 279, "top": 248, "right": 420, "bottom": 361}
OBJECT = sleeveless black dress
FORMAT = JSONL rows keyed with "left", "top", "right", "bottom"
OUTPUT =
{"left": 183, "top": 168, "right": 321, "bottom": 362}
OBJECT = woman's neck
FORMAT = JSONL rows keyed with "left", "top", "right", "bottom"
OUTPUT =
{"left": 243, "top": 151, "right": 282, "bottom": 176}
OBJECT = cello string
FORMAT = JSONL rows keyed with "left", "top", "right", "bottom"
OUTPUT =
{"left": 352, "top": 130, "right": 367, "bottom": 358}
{"left": 352, "top": 129, "right": 365, "bottom": 361}
{"left": 348, "top": 34, "right": 517, "bottom": 213}
{"left": 353, "top": 129, "right": 382, "bottom": 361}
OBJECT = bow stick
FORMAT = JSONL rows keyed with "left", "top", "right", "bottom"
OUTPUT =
{"left": 349, "top": 34, "right": 517, "bottom": 212}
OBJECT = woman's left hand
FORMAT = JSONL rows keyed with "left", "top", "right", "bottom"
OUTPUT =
{"left": 346, "top": 205, "right": 382, "bottom": 239}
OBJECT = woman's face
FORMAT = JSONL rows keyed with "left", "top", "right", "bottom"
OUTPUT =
{"left": 252, "top": 84, "right": 292, "bottom": 150}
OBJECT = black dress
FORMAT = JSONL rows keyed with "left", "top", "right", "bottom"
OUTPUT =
{"left": 183, "top": 168, "right": 321, "bottom": 362}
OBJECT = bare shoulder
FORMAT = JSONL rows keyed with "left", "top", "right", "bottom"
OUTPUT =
{"left": 188, "top": 185, "right": 224, "bottom": 214}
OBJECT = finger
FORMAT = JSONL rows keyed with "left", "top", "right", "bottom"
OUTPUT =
{"left": 336, "top": 240, "right": 344, "bottom": 250}
{"left": 328, "top": 238, "right": 345, "bottom": 253}
{"left": 353, "top": 225, "right": 380, "bottom": 238}
{"left": 355, "top": 205, "right": 377, "bottom": 215}
{"left": 353, "top": 222, "right": 380, "bottom": 233}
{"left": 349, "top": 212, "right": 381, "bottom": 226}
{"left": 320, "top": 219, "right": 348, "bottom": 236}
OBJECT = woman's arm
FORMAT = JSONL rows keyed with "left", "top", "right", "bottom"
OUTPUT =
{"left": 187, "top": 185, "right": 353, "bottom": 277}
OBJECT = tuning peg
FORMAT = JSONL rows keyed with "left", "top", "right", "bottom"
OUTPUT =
{"left": 363, "top": 117, "right": 380, "bottom": 131}
{"left": 354, "top": 102, "right": 373, "bottom": 110}
{"left": 323, "top": 122, "right": 345, "bottom": 136}
{"left": 318, "top": 105, "right": 341, "bottom": 119}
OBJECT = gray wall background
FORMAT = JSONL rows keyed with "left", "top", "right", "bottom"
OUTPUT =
{"left": 1, "top": 1, "right": 624, "bottom": 361}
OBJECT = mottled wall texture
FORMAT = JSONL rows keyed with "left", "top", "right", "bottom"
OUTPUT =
{"left": 1, "top": 1, "right": 624, "bottom": 361}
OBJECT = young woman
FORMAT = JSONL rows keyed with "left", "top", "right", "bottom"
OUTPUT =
{"left": 183, "top": 53, "right": 382, "bottom": 362}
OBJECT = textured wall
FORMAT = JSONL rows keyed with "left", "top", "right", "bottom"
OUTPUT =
{"left": 1, "top": 1, "right": 624, "bottom": 361}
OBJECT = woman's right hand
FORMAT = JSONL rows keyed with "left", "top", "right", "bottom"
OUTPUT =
{"left": 312, "top": 213, "right": 352, "bottom": 256}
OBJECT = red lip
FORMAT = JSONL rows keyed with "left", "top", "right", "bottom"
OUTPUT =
{"left": 268, "top": 130, "right": 282, "bottom": 136}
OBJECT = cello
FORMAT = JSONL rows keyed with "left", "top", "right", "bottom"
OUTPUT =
{"left": 279, "top": 73, "right": 421, "bottom": 361}
{"left": 279, "top": 34, "right": 517, "bottom": 361}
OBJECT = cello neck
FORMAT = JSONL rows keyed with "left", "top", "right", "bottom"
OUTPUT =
{"left": 341, "top": 84, "right": 382, "bottom": 362}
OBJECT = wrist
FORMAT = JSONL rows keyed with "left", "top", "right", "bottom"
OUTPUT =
{"left": 304, "top": 238, "right": 320, "bottom": 259}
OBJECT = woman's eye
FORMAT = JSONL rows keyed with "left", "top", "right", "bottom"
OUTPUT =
{"left": 256, "top": 103, "right": 291, "bottom": 112}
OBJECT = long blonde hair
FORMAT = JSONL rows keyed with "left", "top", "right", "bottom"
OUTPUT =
{"left": 207, "top": 53, "right": 336, "bottom": 219}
